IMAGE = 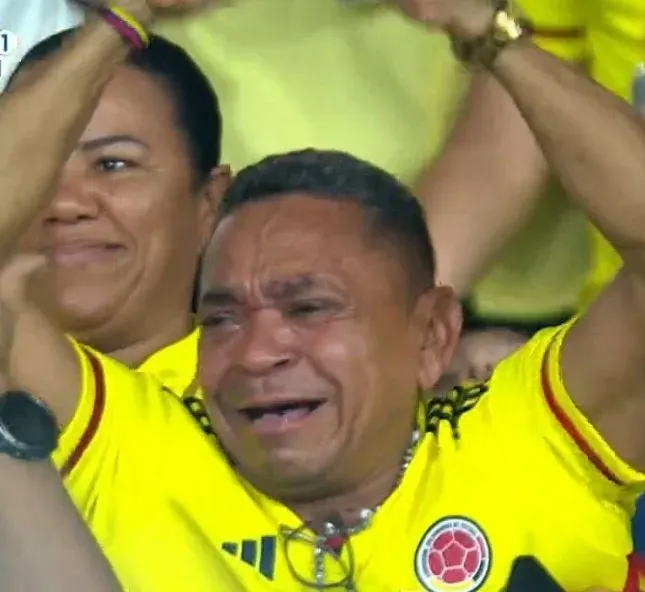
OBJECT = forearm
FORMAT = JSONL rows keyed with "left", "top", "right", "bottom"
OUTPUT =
{"left": 491, "top": 41, "right": 645, "bottom": 265}
{"left": 0, "top": 457, "right": 122, "bottom": 592}
{"left": 417, "top": 72, "right": 548, "bottom": 294}
{"left": 0, "top": 15, "right": 144, "bottom": 259}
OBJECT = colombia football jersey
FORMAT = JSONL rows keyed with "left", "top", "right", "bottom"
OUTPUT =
{"left": 136, "top": 327, "right": 199, "bottom": 398}
{"left": 516, "top": 0, "right": 645, "bottom": 309}
{"left": 53, "top": 323, "right": 645, "bottom": 591}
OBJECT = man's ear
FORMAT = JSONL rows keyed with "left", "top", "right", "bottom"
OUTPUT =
{"left": 416, "top": 285, "right": 463, "bottom": 392}
{"left": 198, "top": 165, "right": 232, "bottom": 251}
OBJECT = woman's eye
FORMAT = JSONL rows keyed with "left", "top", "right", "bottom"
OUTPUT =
{"left": 96, "top": 158, "right": 132, "bottom": 173}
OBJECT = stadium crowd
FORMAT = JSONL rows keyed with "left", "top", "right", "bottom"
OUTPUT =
{"left": 1, "top": 0, "right": 645, "bottom": 590}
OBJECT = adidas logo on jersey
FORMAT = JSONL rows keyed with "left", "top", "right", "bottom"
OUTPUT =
{"left": 221, "top": 536, "right": 277, "bottom": 580}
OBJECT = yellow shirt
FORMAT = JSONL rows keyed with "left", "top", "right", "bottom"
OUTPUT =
{"left": 53, "top": 324, "right": 644, "bottom": 591}
{"left": 137, "top": 327, "right": 199, "bottom": 398}
{"left": 516, "top": 0, "right": 645, "bottom": 309}
{"left": 156, "top": 0, "right": 464, "bottom": 182}
{"left": 53, "top": 329, "right": 199, "bottom": 477}
{"left": 155, "top": 0, "right": 589, "bottom": 322}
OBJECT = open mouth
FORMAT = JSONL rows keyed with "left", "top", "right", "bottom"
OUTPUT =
{"left": 239, "top": 400, "right": 325, "bottom": 433}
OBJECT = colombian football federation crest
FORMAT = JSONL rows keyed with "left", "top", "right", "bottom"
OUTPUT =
{"left": 415, "top": 517, "right": 491, "bottom": 592}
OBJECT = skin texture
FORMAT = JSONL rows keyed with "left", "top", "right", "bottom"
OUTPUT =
{"left": 14, "top": 65, "right": 228, "bottom": 365}
{"left": 0, "top": 4, "right": 223, "bottom": 590}
{"left": 0, "top": 35, "right": 228, "bottom": 428}
{"left": 198, "top": 194, "right": 462, "bottom": 522}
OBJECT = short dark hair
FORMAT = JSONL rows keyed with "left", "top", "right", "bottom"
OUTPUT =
{"left": 10, "top": 29, "right": 222, "bottom": 185}
{"left": 219, "top": 149, "right": 436, "bottom": 295}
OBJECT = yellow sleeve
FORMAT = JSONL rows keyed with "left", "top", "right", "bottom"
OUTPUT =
{"left": 515, "top": 0, "right": 588, "bottom": 62}
{"left": 50, "top": 338, "right": 171, "bottom": 507}
{"left": 490, "top": 322, "right": 645, "bottom": 511}
{"left": 51, "top": 338, "right": 105, "bottom": 476}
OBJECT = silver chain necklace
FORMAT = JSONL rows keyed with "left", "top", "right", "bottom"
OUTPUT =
{"left": 288, "top": 427, "right": 422, "bottom": 588}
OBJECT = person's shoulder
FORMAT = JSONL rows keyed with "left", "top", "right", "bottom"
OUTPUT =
{"left": 137, "top": 328, "right": 200, "bottom": 397}
{"left": 426, "top": 323, "right": 571, "bottom": 438}
{"left": 426, "top": 381, "right": 490, "bottom": 438}
{"left": 491, "top": 323, "right": 565, "bottom": 383}
{"left": 64, "top": 336, "right": 190, "bottom": 437}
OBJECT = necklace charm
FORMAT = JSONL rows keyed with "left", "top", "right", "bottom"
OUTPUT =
{"left": 308, "top": 428, "right": 421, "bottom": 589}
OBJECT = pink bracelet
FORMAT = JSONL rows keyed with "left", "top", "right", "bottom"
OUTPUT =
{"left": 98, "top": 5, "right": 150, "bottom": 50}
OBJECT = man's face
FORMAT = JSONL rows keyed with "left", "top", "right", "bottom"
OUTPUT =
{"left": 18, "top": 66, "right": 226, "bottom": 349}
{"left": 198, "top": 195, "right": 459, "bottom": 499}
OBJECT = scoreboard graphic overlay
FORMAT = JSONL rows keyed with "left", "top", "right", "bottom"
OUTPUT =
{"left": 0, "top": 29, "right": 19, "bottom": 85}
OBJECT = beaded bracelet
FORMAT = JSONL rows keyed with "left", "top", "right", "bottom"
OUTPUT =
{"left": 99, "top": 4, "right": 150, "bottom": 50}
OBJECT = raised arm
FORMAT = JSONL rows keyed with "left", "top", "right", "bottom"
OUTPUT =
{"left": 0, "top": 1, "right": 152, "bottom": 259}
{"left": 415, "top": 0, "right": 587, "bottom": 295}
{"left": 0, "top": 2, "right": 158, "bottom": 428}
{"left": 493, "top": 43, "right": 645, "bottom": 470}
{"left": 0, "top": 457, "right": 123, "bottom": 592}
{"left": 416, "top": 71, "right": 548, "bottom": 295}
{"left": 400, "top": 0, "right": 645, "bottom": 470}
{"left": 0, "top": 286, "right": 121, "bottom": 591}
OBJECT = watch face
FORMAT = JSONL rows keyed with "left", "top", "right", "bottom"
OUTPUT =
{"left": 0, "top": 391, "right": 58, "bottom": 454}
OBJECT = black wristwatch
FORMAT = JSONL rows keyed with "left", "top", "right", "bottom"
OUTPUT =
{"left": 0, "top": 390, "right": 59, "bottom": 460}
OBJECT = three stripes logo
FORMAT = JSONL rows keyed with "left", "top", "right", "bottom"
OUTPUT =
{"left": 221, "top": 536, "right": 277, "bottom": 581}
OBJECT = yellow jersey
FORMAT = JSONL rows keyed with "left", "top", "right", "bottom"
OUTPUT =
{"left": 54, "top": 328, "right": 199, "bottom": 477}
{"left": 53, "top": 323, "right": 645, "bottom": 591}
{"left": 156, "top": 0, "right": 464, "bottom": 182}
{"left": 156, "top": 0, "right": 589, "bottom": 322}
{"left": 136, "top": 327, "right": 199, "bottom": 398}
{"left": 516, "top": 0, "right": 645, "bottom": 309}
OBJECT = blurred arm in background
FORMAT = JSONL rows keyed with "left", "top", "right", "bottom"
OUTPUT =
{"left": 417, "top": 0, "right": 588, "bottom": 384}
{"left": 416, "top": 71, "right": 549, "bottom": 296}
{"left": 0, "top": 457, "right": 122, "bottom": 592}
{"left": 416, "top": 0, "right": 587, "bottom": 296}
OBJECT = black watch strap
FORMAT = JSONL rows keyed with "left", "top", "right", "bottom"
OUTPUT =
{"left": 0, "top": 390, "right": 59, "bottom": 460}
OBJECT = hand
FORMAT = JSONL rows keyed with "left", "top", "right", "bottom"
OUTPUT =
{"left": 393, "top": 0, "right": 496, "bottom": 39}
{"left": 0, "top": 255, "right": 45, "bottom": 390}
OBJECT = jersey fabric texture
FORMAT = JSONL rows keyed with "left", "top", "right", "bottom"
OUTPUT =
{"left": 52, "top": 323, "right": 645, "bottom": 591}
{"left": 516, "top": 0, "right": 645, "bottom": 309}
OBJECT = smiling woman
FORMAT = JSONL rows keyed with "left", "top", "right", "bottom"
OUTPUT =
{"left": 8, "top": 30, "right": 226, "bottom": 363}
{"left": 0, "top": 3, "right": 228, "bottom": 590}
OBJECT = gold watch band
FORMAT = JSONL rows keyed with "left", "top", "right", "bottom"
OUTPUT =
{"left": 451, "top": 0, "right": 530, "bottom": 69}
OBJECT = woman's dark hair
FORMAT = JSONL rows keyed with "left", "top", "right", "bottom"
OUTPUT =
{"left": 10, "top": 29, "right": 222, "bottom": 184}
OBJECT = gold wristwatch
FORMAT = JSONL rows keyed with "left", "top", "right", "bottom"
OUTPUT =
{"left": 451, "top": 0, "right": 530, "bottom": 69}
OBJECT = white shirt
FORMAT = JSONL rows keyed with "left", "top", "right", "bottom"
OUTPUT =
{"left": 0, "top": 0, "right": 82, "bottom": 91}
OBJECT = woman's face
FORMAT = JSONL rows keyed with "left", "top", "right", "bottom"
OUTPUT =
{"left": 18, "top": 65, "right": 228, "bottom": 351}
